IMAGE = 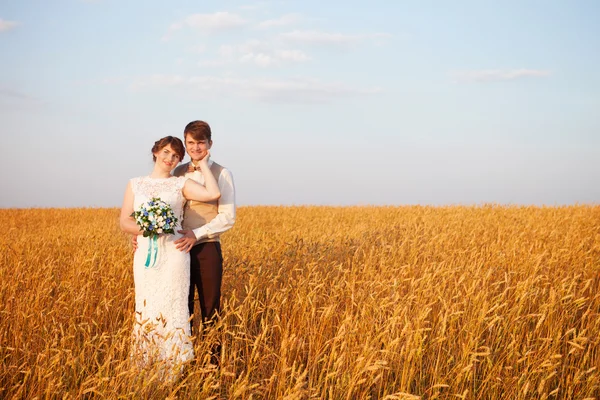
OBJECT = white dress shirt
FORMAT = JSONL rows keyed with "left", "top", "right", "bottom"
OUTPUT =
{"left": 186, "top": 158, "right": 236, "bottom": 241}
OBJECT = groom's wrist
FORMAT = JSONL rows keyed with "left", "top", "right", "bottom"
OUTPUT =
{"left": 192, "top": 226, "right": 207, "bottom": 240}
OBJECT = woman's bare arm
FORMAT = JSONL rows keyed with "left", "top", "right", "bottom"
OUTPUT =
{"left": 120, "top": 181, "right": 142, "bottom": 236}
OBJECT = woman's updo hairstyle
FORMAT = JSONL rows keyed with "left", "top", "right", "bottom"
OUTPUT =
{"left": 151, "top": 136, "right": 185, "bottom": 162}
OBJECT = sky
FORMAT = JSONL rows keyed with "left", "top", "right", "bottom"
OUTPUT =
{"left": 1, "top": 0, "right": 599, "bottom": 208}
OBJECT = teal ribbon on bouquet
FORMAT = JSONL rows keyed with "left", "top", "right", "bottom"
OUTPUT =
{"left": 144, "top": 236, "right": 159, "bottom": 268}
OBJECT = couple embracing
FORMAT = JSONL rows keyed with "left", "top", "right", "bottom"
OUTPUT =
{"left": 119, "top": 120, "right": 236, "bottom": 379}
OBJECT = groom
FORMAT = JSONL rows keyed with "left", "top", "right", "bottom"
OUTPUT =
{"left": 172, "top": 120, "right": 236, "bottom": 333}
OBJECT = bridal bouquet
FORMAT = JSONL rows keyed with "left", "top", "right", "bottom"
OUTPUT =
{"left": 131, "top": 198, "right": 179, "bottom": 268}
{"left": 131, "top": 197, "right": 178, "bottom": 238}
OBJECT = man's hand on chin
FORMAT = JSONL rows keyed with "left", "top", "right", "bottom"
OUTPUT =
{"left": 175, "top": 230, "right": 197, "bottom": 253}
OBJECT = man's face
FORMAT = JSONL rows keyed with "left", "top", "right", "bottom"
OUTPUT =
{"left": 185, "top": 135, "right": 212, "bottom": 162}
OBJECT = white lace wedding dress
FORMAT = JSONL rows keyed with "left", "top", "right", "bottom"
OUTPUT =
{"left": 130, "top": 176, "right": 193, "bottom": 379}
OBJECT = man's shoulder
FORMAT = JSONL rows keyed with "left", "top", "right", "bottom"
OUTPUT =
{"left": 211, "top": 161, "right": 233, "bottom": 176}
{"left": 173, "top": 163, "right": 188, "bottom": 177}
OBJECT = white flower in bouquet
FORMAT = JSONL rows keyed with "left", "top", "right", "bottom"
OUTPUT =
{"left": 130, "top": 197, "right": 179, "bottom": 238}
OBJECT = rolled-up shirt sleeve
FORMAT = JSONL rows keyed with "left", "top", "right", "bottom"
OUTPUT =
{"left": 192, "top": 168, "right": 236, "bottom": 240}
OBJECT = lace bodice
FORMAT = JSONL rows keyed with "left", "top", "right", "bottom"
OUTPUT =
{"left": 130, "top": 176, "right": 187, "bottom": 230}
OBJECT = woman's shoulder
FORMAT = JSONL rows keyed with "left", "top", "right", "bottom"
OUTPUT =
{"left": 129, "top": 176, "right": 146, "bottom": 184}
{"left": 176, "top": 175, "right": 189, "bottom": 190}
{"left": 128, "top": 176, "right": 143, "bottom": 192}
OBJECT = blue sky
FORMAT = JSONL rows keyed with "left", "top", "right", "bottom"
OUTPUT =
{"left": 1, "top": 0, "right": 598, "bottom": 207}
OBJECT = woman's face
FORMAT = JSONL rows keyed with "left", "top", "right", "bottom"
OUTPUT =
{"left": 154, "top": 144, "right": 181, "bottom": 172}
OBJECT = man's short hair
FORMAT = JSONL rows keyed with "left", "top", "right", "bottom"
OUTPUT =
{"left": 184, "top": 120, "right": 212, "bottom": 141}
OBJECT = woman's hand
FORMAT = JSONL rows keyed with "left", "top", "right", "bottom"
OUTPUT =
{"left": 182, "top": 151, "right": 220, "bottom": 201}
{"left": 198, "top": 150, "right": 211, "bottom": 168}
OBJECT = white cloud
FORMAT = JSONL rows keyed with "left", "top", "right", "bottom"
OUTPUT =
{"left": 130, "top": 74, "right": 380, "bottom": 103}
{"left": 277, "top": 50, "right": 310, "bottom": 62}
{"left": 130, "top": 74, "right": 186, "bottom": 90}
{"left": 240, "top": 53, "right": 277, "bottom": 67}
{"left": 238, "top": 50, "right": 310, "bottom": 67}
{"left": 0, "top": 18, "right": 19, "bottom": 32}
{"left": 202, "top": 40, "right": 310, "bottom": 68}
{"left": 217, "top": 45, "right": 234, "bottom": 58}
{"left": 233, "top": 39, "right": 264, "bottom": 54}
{"left": 185, "top": 12, "right": 247, "bottom": 32}
{"left": 280, "top": 30, "right": 391, "bottom": 47}
{"left": 163, "top": 12, "right": 247, "bottom": 41}
{"left": 256, "top": 13, "right": 302, "bottom": 29}
{"left": 198, "top": 59, "right": 230, "bottom": 68}
{"left": 454, "top": 69, "right": 551, "bottom": 83}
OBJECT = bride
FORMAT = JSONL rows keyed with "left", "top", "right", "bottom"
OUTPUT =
{"left": 119, "top": 135, "right": 220, "bottom": 379}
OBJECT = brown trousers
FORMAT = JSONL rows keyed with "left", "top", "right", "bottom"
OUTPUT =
{"left": 188, "top": 242, "right": 223, "bottom": 330}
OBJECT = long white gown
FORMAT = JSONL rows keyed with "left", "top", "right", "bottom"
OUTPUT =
{"left": 129, "top": 175, "right": 193, "bottom": 378}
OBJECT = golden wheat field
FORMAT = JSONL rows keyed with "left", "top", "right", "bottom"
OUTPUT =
{"left": 1, "top": 205, "right": 599, "bottom": 399}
